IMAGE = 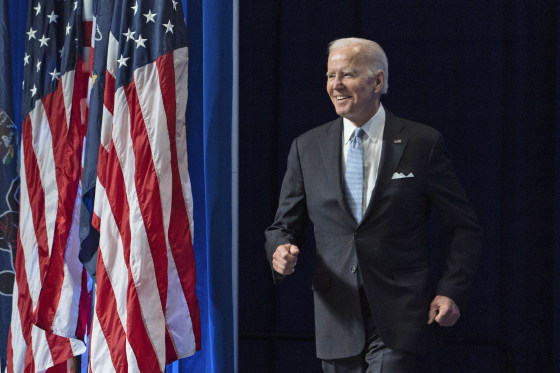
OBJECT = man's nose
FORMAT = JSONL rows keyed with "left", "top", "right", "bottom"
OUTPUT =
{"left": 332, "top": 76, "right": 344, "bottom": 89}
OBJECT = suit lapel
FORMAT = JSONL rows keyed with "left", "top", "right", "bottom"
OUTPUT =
{"left": 318, "top": 118, "right": 352, "bottom": 218}
{"left": 364, "top": 110, "right": 407, "bottom": 218}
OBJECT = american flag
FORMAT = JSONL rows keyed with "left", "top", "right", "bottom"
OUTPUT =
{"left": 6, "top": 0, "right": 93, "bottom": 372}
{"left": 88, "top": 0, "right": 201, "bottom": 371}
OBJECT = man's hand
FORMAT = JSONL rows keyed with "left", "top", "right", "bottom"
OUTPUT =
{"left": 427, "top": 295, "right": 460, "bottom": 326}
{"left": 272, "top": 244, "right": 299, "bottom": 275}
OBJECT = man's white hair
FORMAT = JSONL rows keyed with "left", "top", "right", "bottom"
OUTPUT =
{"left": 328, "top": 38, "right": 389, "bottom": 95}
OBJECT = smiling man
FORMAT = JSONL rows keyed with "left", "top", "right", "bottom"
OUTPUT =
{"left": 265, "top": 38, "right": 482, "bottom": 372}
{"left": 327, "top": 41, "right": 383, "bottom": 127}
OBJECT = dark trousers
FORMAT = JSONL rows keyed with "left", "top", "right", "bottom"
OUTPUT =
{"left": 321, "top": 287, "right": 416, "bottom": 373}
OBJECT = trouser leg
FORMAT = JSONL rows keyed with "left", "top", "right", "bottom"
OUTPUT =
{"left": 322, "top": 287, "right": 415, "bottom": 373}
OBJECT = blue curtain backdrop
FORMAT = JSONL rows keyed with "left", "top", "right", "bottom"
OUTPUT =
{"left": 6, "top": 0, "right": 235, "bottom": 372}
{"left": 173, "top": 0, "right": 235, "bottom": 371}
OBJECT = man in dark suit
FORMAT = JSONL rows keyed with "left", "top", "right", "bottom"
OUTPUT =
{"left": 265, "top": 38, "right": 482, "bottom": 372}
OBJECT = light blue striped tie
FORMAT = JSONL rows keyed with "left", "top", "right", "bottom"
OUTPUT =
{"left": 345, "top": 128, "right": 365, "bottom": 223}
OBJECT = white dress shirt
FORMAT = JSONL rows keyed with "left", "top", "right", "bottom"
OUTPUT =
{"left": 342, "top": 104, "right": 385, "bottom": 216}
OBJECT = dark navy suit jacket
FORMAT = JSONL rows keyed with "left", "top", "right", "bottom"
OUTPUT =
{"left": 265, "top": 109, "right": 482, "bottom": 359}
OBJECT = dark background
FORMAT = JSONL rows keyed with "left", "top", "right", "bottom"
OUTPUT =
{"left": 238, "top": 1, "right": 559, "bottom": 372}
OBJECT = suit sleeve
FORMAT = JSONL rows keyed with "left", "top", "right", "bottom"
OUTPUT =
{"left": 265, "top": 138, "right": 309, "bottom": 283}
{"left": 427, "top": 134, "right": 483, "bottom": 307}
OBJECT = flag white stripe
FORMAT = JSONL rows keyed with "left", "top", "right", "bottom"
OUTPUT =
{"left": 112, "top": 87, "right": 134, "bottom": 185}
{"left": 89, "top": 309, "right": 113, "bottom": 373}
{"left": 61, "top": 71, "right": 75, "bottom": 131}
{"left": 101, "top": 105, "right": 113, "bottom": 152}
{"left": 165, "top": 255, "right": 195, "bottom": 358}
{"left": 7, "top": 282, "right": 25, "bottom": 373}
{"left": 31, "top": 326, "right": 54, "bottom": 371}
{"left": 173, "top": 47, "right": 194, "bottom": 238}
{"left": 106, "top": 33, "right": 118, "bottom": 82}
{"left": 53, "top": 183, "right": 84, "bottom": 336}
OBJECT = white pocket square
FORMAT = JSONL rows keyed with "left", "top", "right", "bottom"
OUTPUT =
{"left": 391, "top": 172, "right": 415, "bottom": 179}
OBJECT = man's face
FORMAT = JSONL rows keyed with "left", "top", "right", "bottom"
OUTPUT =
{"left": 326, "top": 46, "right": 383, "bottom": 126}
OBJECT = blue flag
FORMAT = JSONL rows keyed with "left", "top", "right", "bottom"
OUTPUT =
{"left": 0, "top": 1, "right": 18, "bottom": 371}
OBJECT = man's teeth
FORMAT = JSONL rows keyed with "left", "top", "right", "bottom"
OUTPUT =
{"left": 336, "top": 96, "right": 349, "bottom": 100}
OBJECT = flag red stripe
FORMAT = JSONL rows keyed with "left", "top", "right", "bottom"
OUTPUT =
{"left": 21, "top": 116, "right": 50, "bottom": 282}
{"left": 97, "top": 142, "right": 161, "bottom": 372}
{"left": 124, "top": 81, "right": 168, "bottom": 314}
{"left": 45, "top": 361, "right": 70, "bottom": 373}
{"left": 104, "top": 69, "right": 115, "bottom": 115}
{"left": 164, "top": 328, "right": 177, "bottom": 365}
{"left": 95, "top": 250, "right": 128, "bottom": 370}
{"left": 13, "top": 238, "right": 34, "bottom": 372}
{"left": 6, "top": 328, "right": 13, "bottom": 373}
{"left": 41, "top": 79, "right": 69, "bottom": 156}
{"left": 75, "top": 269, "right": 91, "bottom": 340}
{"left": 23, "top": 342, "right": 34, "bottom": 373}
{"left": 73, "top": 58, "right": 90, "bottom": 136}
{"left": 83, "top": 20, "right": 93, "bottom": 48}
{"left": 45, "top": 331, "right": 73, "bottom": 366}
{"left": 156, "top": 53, "right": 201, "bottom": 347}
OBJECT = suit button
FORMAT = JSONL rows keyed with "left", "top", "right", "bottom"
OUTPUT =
{"left": 351, "top": 266, "right": 357, "bottom": 273}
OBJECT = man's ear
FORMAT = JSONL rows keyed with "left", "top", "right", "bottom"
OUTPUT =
{"left": 374, "top": 71, "right": 385, "bottom": 93}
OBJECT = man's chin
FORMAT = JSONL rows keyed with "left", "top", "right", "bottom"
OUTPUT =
{"left": 334, "top": 107, "right": 349, "bottom": 118}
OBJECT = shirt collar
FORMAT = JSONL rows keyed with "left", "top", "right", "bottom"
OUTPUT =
{"left": 343, "top": 103, "right": 386, "bottom": 144}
